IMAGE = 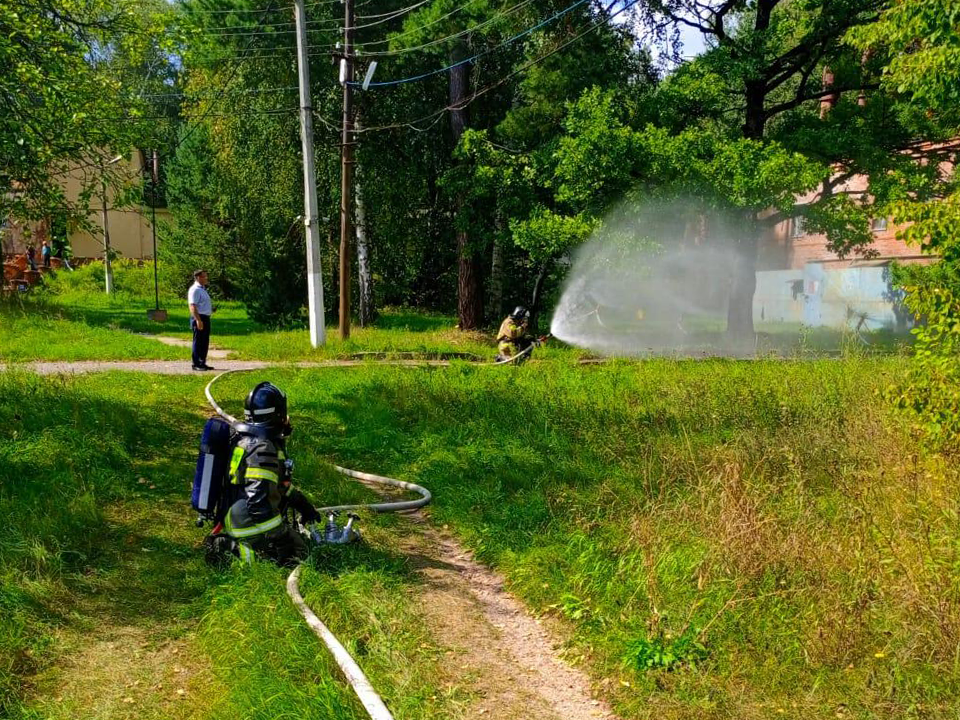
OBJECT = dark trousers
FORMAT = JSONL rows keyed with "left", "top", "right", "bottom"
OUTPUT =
{"left": 192, "top": 314, "right": 211, "bottom": 367}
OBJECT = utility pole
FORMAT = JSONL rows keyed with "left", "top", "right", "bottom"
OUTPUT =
{"left": 339, "top": 0, "right": 355, "bottom": 340}
{"left": 294, "top": 0, "right": 327, "bottom": 347}
{"left": 96, "top": 154, "right": 121, "bottom": 294}
{"left": 151, "top": 149, "right": 160, "bottom": 311}
{"left": 100, "top": 176, "right": 113, "bottom": 295}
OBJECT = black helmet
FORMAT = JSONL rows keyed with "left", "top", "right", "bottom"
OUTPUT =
{"left": 244, "top": 382, "right": 290, "bottom": 435}
{"left": 511, "top": 306, "right": 530, "bottom": 322}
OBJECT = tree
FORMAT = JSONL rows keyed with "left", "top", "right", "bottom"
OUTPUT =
{"left": 848, "top": 0, "right": 960, "bottom": 447}
{"left": 636, "top": 0, "right": 892, "bottom": 337}
{"left": 0, "top": 0, "right": 167, "bottom": 225}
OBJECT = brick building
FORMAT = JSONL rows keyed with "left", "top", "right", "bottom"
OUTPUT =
{"left": 754, "top": 172, "right": 934, "bottom": 332}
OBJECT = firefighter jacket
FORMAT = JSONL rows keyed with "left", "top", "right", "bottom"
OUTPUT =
{"left": 497, "top": 316, "right": 530, "bottom": 357}
{"left": 226, "top": 432, "right": 319, "bottom": 538}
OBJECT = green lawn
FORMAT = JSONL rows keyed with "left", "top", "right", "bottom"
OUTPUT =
{"left": 3, "top": 350, "right": 957, "bottom": 719}
{"left": 3, "top": 262, "right": 911, "bottom": 364}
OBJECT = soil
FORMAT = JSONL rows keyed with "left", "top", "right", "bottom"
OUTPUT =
{"left": 397, "top": 516, "right": 617, "bottom": 720}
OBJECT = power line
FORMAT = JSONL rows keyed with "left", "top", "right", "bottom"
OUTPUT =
{"left": 353, "top": 0, "right": 483, "bottom": 49}
{"left": 359, "top": 0, "right": 537, "bottom": 57}
{"left": 357, "top": 0, "right": 640, "bottom": 132}
{"left": 177, "top": 0, "right": 341, "bottom": 14}
{"left": 173, "top": 0, "right": 282, "bottom": 151}
{"left": 91, "top": 106, "right": 298, "bottom": 121}
{"left": 138, "top": 85, "right": 299, "bottom": 99}
{"left": 356, "top": 0, "right": 592, "bottom": 87}
{"left": 349, "top": 0, "right": 429, "bottom": 28}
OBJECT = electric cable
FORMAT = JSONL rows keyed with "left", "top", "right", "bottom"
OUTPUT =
{"left": 179, "top": 0, "right": 342, "bottom": 14}
{"left": 359, "top": 0, "right": 537, "bottom": 57}
{"left": 356, "top": 0, "right": 639, "bottom": 131}
{"left": 173, "top": 0, "right": 281, "bottom": 152}
{"left": 353, "top": 0, "right": 483, "bottom": 49}
{"left": 138, "top": 85, "right": 299, "bottom": 99}
{"left": 353, "top": 0, "right": 592, "bottom": 87}
{"left": 349, "top": 0, "right": 430, "bottom": 29}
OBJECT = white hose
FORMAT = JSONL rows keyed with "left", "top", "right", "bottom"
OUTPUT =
{"left": 204, "top": 366, "right": 434, "bottom": 720}
{"left": 287, "top": 565, "right": 395, "bottom": 720}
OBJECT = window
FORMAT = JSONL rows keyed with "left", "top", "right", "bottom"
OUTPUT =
{"left": 790, "top": 216, "right": 807, "bottom": 238}
{"left": 870, "top": 217, "right": 888, "bottom": 232}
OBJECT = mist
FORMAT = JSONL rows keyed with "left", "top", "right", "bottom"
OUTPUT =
{"left": 550, "top": 199, "right": 751, "bottom": 357}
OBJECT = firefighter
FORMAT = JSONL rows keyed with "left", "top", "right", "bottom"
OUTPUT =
{"left": 496, "top": 306, "right": 535, "bottom": 362}
{"left": 224, "top": 382, "right": 320, "bottom": 566}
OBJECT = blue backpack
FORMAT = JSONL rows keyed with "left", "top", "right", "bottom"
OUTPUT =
{"left": 192, "top": 417, "right": 234, "bottom": 525}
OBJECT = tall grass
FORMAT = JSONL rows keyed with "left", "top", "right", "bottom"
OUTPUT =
{"left": 208, "top": 356, "right": 958, "bottom": 719}
{"left": 3, "top": 346, "right": 953, "bottom": 718}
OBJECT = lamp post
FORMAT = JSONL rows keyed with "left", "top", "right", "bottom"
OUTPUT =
{"left": 99, "top": 154, "right": 123, "bottom": 295}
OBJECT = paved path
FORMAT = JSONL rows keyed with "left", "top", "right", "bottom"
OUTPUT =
{"left": 23, "top": 359, "right": 454, "bottom": 375}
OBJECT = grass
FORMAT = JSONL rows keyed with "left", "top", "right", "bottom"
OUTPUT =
{"left": 0, "top": 370, "right": 473, "bottom": 720}
{"left": 5, "top": 262, "right": 499, "bottom": 362}
{"left": 4, "top": 261, "right": 911, "bottom": 363}
{"left": 3, "top": 268, "right": 950, "bottom": 719}
{"left": 206, "top": 358, "right": 958, "bottom": 719}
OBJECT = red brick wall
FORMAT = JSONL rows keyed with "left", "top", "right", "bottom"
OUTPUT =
{"left": 760, "top": 218, "right": 930, "bottom": 270}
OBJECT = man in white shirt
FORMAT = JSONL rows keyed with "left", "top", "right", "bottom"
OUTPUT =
{"left": 188, "top": 269, "right": 215, "bottom": 371}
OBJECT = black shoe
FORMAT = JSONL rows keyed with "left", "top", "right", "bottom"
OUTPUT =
{"left": 201, "top": 364, "right": 215, "bottom": 371}
{"left": 192, "top": 365, "right": 203, "bottom": 371}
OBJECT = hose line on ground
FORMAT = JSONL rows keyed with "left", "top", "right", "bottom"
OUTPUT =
{"left": 205, "top": 366, "right": 433, "bottom": 720}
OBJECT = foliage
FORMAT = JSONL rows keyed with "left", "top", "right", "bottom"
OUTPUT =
{"left": 0, "top": 0, "right": 175, "bottom": 224}
{"left": 849, "top": 0, "right": 960, "bottom": 447}
{"left": 887, "top": 263, "right": 960, "bottom": 449}
{"left": 624, "top": 629, "right": 708, "bottom": 672}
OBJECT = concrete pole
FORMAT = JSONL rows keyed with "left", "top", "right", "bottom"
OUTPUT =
{"left": 100, "top": 176, "right": 114, "bottom": 295}
{"left": 339, "top": 0, "right": 355, "bottom": 340}
{"left": 294, "top": 0, "right": 327, "bottom": 347}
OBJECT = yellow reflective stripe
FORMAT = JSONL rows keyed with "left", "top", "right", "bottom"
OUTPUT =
{"left": 238, "top": 543, "right": 254, "bottom": 563}
{"left": 229, "top": 447, "right": 245, "bottom": 484}
{"left": 245, "top": 467, "right": 279, "bottom": 482}
{"left": 228, "top": 513, "right": 283, "bottom": 538}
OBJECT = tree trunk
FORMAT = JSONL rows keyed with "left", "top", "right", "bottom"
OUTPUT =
{"left": 450, "top": 40, "right": 483, "bottom": 330}
{"left": 529, "top": 258, "right": 552, "bottom": 334}
{"left": 355, "top": 119, "right": 375, "bottom": 326}
{"left": 726, "top": 79, "right": 768, "bottom": 340}
{"left": 726, "top": 213, "right": 759, "bottom": 342}
{"left": 489, "top": 217, "right": 506, "bottom": 324}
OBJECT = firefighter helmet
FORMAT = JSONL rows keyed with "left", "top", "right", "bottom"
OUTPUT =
{"left": 511, "top": 306, "right": 530, "bottom": 322}
{"left": 243, "top": 382, "right": 290, "bottom": 435}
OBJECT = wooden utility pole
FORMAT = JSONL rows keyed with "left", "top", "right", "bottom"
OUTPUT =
{"left": 294, "top": 0, "right": 327, "bottom": 347}
{"left": 339, "top": 0, "right": 355, "bottom": 340}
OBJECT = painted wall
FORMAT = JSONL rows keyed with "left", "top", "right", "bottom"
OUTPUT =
{"left": 754, "top": 263, "right": 912, "bottom": 330}
{"left": 58, "top": 151, "right": 169, "bottom": 260}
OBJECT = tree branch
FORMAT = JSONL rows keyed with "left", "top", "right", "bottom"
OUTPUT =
{"left": 765, "top": 83, "right": 881, "bottom": 119}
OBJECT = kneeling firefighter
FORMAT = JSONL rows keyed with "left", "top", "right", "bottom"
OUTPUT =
{"left": 192, "top": 382, "right": 320, "bottom": 566}
{"left": 496, "top": 306, "right": 548, "bottom": 363}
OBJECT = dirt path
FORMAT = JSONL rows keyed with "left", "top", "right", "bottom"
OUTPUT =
{"left": 399, "top": 515, "right": 616, "bottom": 720}
{"left": 140, "top": 334, "right": 233, "bottom": 360}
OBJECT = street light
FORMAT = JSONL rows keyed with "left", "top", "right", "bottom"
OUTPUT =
{"left": 100, "top": 154, "right": 123, "bottom": 295}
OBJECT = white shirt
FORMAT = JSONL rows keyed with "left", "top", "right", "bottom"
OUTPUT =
{"left": 188, "top": 282, "right": 212, "bottom": 316}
